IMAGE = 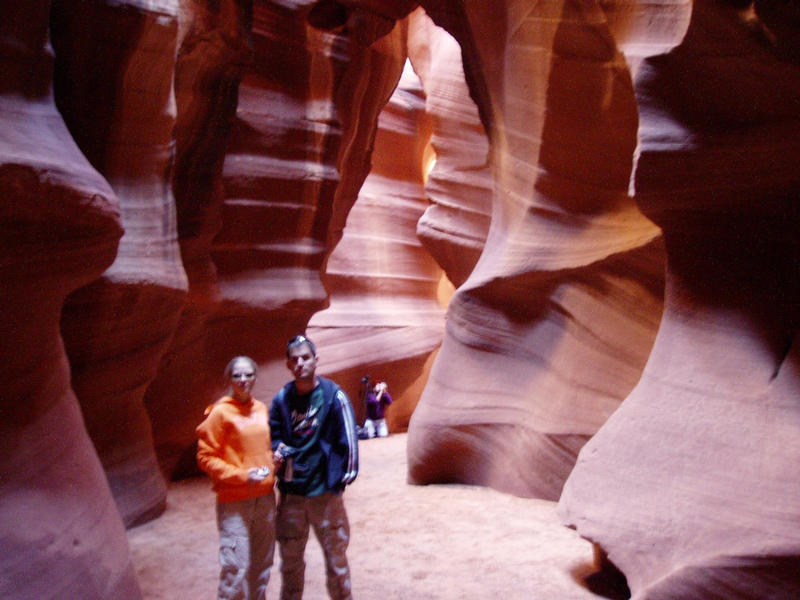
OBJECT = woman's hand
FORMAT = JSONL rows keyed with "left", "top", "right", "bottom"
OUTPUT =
{"left": 247, "top": 466, "right": 270, "bottom": 483}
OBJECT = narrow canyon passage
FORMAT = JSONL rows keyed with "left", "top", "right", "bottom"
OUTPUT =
{"left": 128, "top": 433, "right": 619, "bottom": 600}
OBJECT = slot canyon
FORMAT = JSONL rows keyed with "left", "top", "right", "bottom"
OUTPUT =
{"left": 1, "top": 0, "right": 798, "bottom": 599}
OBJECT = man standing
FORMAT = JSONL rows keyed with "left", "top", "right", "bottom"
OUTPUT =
{"left": 269, "top": 334, "right": 359, "bottom": 600}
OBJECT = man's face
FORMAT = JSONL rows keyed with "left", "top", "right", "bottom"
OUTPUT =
{"left": 286, "top": 343, "right": 318, "bottom": 382}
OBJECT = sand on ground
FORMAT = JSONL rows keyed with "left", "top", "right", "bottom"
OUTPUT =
{"left": 128, "top": 433, "right": 617, "bottom": 600}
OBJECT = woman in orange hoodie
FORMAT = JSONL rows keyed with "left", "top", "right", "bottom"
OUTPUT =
{"left": 197, "top": 355, "right": 276, "bottom": 600}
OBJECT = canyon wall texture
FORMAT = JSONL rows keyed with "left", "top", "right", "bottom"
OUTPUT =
{"left": 145, "top": 0, "right": 412, "bottom": 481}
{"left": 558, "top": 0, "right": 800, "bottom": 598}
{"left": 405, "top": 0, "right": 667, "bottom": 500}
{"left": 409, "top": 9, "right": 492, "bottom": 288}
{"left": 145, "top": 0, "right": 254, "bottom": 480}
{"left": 332, "top": 0, "right": 800, "bottom": 597}
{"left": 0, "top": 2, "right": 142, "bottom": 599}
{"left": 3, "top": 0, "right": 799, "bottom": 598}
{"left": 307, "top": 59, "right": 446, "bottom": 431}
{"left": 52, "top": 0, "right": 187, "bottom": 528}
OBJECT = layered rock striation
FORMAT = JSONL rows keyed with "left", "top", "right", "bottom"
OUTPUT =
{"left": 308, "top": 59, "right": 445, "bottom": 432}
{"left": 52, "top": 0, "right": 187, "bottom": 528}
{"left": 409, "top": 8, "right": 492, "bottom": 288}
{"left": 405, "top": 0, "right": 666, "bottom": 500}
{"left": 147, "top": 1, "right": 412, "bottom": 479}
{"left": 0, "top": 2, "right": 142, "bottom": 598}
{"left": 143, "top": 0, "right": 263, "bottom": 479}
{"left": 559, "top": 1, "right": 800, "bottom": 597}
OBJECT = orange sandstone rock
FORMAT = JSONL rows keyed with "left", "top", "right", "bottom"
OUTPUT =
{"left": 309, "top": 58, "right": 444, "bottom": 432}
{"left": 0, "top": 2, "right": 140, "bottom": 598}
{"left": 559, "top": 1, "right": 800, "bottom": 597}
{"left": 406, "top": 0, "right": 665, "bottom": 501}
{"left": 52, "top": 0, "right": 186, "bottom": 527}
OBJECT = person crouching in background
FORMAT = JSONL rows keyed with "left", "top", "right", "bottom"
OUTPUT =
{"left": 364, "top": 381, "right": 392, "bottom": 438}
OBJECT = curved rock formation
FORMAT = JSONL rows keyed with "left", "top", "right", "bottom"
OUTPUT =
{"left": 0, "top": 2, "right": 141, "bottom": 598}
{"left": 142, "top": 0, "right": 255, "bottom": 479}
{"left": 405, "top": 0, "right": 666, "bottom": 500}
{"left": 147, "top": 1, "right": 411, "bottom": 479}
{"left": 308, "top": 58, "right": 445, "bottom": 432}
{"left": 558, "top": 0, "right": 800, "bottom": 597}
{"left": 5, "top": 0, "right": 800, "bottom": 598}
{"left": 172, "top": 0, "right": 253, "bottom": 301}
{"left": 52, "top": 0, "right": 187, "bottom": 527}
{"left": 409, "top": 8, "right": 492, "bottom": 288}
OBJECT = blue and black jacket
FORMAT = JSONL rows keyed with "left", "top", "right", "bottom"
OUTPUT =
{"left": 269, "top": 376, "right": 359, "bottom": 495}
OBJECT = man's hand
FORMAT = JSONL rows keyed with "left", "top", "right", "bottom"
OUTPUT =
{"left": 273, "top": 442, "right": 291, "bottom": 468}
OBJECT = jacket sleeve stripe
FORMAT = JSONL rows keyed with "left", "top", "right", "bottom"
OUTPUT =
{"left": 336, "top": 389, "right": 359, "bottom": 484}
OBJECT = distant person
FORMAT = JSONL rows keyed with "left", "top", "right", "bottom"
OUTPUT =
{"left": 196, "top": 356, "right": 276, "bottom": 600}
{"left": 364, "top": 381, "right": 392, "bottom": 438}
{"left": 269, "top": 334, "right": 359, "bottom": 600}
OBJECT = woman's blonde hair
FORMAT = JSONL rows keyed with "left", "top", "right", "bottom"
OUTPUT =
{"left": 224, "top": 355, "right": 257, "bottom": 378}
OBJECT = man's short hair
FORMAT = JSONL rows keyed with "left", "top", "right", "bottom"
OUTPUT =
{"left": 286, "top": 334, "right": 317, "bottom": 358}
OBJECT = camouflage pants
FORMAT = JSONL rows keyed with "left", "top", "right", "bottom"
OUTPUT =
{"left": 276, "top": 492, "right": 352, "bottom": 600}
{"left": 216, "top": 494, "right": 277, "bottom": 600}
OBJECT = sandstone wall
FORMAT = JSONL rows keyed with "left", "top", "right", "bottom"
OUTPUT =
{"left": 52, "top": 0, "right": 187, "bottom": 528}
{"left": 409, "top": 9, "right": 492, "bottom": 288}
{"left": 558, "top": 0, "right": 800, "bottom": 597}
{"left": 406, "top": 0, "right": 666, "bottom": 500}
{"left": 308, "top": 59, "right": 445, "bottom": 431}
{"left": 0, "top": 2, "right": 142, "bottom": 598}
{"left": 146, "top": 1, "right": 411, "bottom": 479}
{"left": 337, "top": 0, "right": 800, "bottom": 595}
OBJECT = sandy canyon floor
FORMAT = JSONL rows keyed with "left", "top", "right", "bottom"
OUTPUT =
{"left": 128, "top": 433, "right": 624, "bottom": 600}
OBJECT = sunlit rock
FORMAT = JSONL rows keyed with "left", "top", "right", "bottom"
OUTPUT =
{"left": 406, "top": 0, "right": 666, "bottom": 500}
{"left": 559, "top": 0, "right": 800, "bottom": 597}
{"left": 409, "top": 8, "right": 492, "bottom": 288}
{"left": 52, "top": 0, "right": 186, "bottom": 527}
{"left": 308, "top": 59, "right": 445, "bottom": 432}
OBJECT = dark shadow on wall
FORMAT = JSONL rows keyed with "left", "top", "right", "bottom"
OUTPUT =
{"left": 570, "top": 545, "right": 631, "bottom": 600}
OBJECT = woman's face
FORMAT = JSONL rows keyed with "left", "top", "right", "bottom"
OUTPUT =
{"left": 229, "top": 358, "right": 256, "bottom": 401}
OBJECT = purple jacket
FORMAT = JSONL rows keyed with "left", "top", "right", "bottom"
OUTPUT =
{"left": 366, "top": 390, "right": 392, "bottom": 420}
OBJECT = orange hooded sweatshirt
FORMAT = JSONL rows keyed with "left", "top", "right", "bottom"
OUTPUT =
{"left": 196, "top": 396, "right": 276, "bottom": 503}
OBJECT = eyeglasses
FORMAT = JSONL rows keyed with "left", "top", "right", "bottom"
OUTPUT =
{"left": 230, "top": 372, "right": 255, "bottom": 380}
